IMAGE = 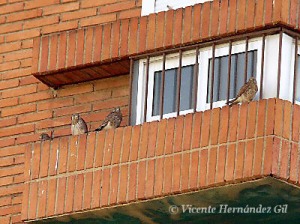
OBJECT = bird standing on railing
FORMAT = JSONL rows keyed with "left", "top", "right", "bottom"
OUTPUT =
{"left": 226, "top": 77, "right": 258, "bottom": 106}
{"left": 71, "top": 113, "right": 88, "bottom": 135}
{"left": 95, "top": 107, "right": 122, "bottom": 131}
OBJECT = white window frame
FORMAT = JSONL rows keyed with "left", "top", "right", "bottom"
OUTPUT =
{"left": 198, "top": 38, "right": 263, "bottom": 111}
{"left": 141, "top": 0, "right": 213, "bottom": 16}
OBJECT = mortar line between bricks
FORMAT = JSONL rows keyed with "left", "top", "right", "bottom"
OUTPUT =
{"left": 25, "top": 134, "right": 293, "bottom": 184}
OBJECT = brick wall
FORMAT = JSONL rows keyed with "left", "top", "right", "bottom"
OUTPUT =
{"left": 21, "top": 99, "right": 300, "bottom": 222}
{"left": 0, "top": 0, "right": 300, "bottom": 223}
{"left": 0, "top": 1, "right": 140, "bottom": 223}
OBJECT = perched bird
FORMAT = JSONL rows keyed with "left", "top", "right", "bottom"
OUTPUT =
{"left": 40, "top": 133, "right": 52, "bottom": 141}
{"left": 226, "top": 77, "right": 258, "bottom": 106}
{"left": 71, "top": 113, "right": 88, "bottom": 135}
{"left": 95, "top": 107, "right": 122, "bottom": 131}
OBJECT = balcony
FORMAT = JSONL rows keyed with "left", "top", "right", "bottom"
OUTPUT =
{"left": 21, "top": 98, "right": 300, "bottom": 222}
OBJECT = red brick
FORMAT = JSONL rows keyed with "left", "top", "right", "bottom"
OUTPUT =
{"left": 36, "top": 180, "right": 47, "bottom": 218}
{"left": 83, "top": 172, "right": 93, "bottom": 210}
{"left": 228, "top": 105, "right": 239, "bottom": 142}
{"left": 244, "top": 140, "right": 254, "bottom": 178}
{"left": 0, "top": 42, "right": 21, "bottom": 54}
{"left": 81, "top": 0, "right": 116, "bottom": 8}
{"left": 0, "top": 216, "right": 10, "bottom": 224}
{"left": 154, "top": 158, "right": 164, "bottom": 196}
{"left": 138, "top": 122, "right": 148, "bottom": 159}
{"left": 38, "top": 141, "right": 50, "bottom": 179}
{"left": 0, "top": 2, "right": 23, "bottom": 15}
{"left": 101, "top": 24, "right": 111, "bottom": 61}
{"left": 292, "top": 105, "right": 300, "bottom": 141}
{"left": 174, "top": 116, "right": 184, "bottom": 152}
{"left": 172, "top": 154, "right": 181, "bottom": 192}
{"left": 211, "top": 0, "right": 219, "bottom": 36}
{"left": 64, "top": 175, "right": 75, "bottom": 213}
{"left": 75, "top": 29, "right": 84, "bottom": 65}
{"left": 128, "top": 162, "right": 137, "bottom": 201}
{"left": 199, "top": 149, "right": 208, "bottom": 187}
{"left": 210, "top": 108, "right": 220, "bottom": 145}
{"left": 237, "top": 0, "right": 246, "bottom": 30}
{"left": 6, "top": 8, "right": 42, "bottom": 23}
{"left": 27, "top": 182, "right": 38, "bottom": 219}
{"left": 39, "top": 36, "right": 49, "bottom": 72}
{"left": 0, "top": 124, "right": 34, "bottom": 138}
{"left": 57, "top": 137, "right": 68, "bottom": 174}
{"left": 57, "top": 32, "right": 67, "bottom": 69}
{"left": 266, "top": 99, "right": 279, "bottom": 135}
{"left": 138, "top": 16, "right": 147, "bottom": 52}
{"left": 246, "top": 0, "right": 255, "bottom": 29}
{"left": 163, "top": 156, "right": 173, "bottom": 194}
{"left": 24, "top": 0, "right": 59, "bottom": 9}
{"left": 99, "top": 1, "right": 135, "bottom": 14}
{"left": 180, "top": 153, "right": 190, "bottom": 191}
{"left": 0, "top": 60, "right": 20, "bottom": 72}
{"left": 6, "top": 29, "right": 40, "bottom": 42}
{"left": 246, "top": 101, "right": 257, "bottom": 138}
{"left": 103, "top": 129, "right": 115, "bottom": 165}
{"left": 77, "top": 135, "right": 87, "bottom": 171}
{"left": 264, "top": 0, "right": 273, "bottom": 25}
{"left": 84, "top": 27, "right": 94, "bottom": 64}
{"left": 54, "top": 104, "right": 91, "bottom": 117}
{"left": 189, "top": 151, "right": 199, "bottom": 188}
{"left": 207, "top": 147, "right": 217, "bottom": 185}
{"left": 283, "top": 101, "right": 292, "bottom": 139}
{"left": 238, "top": 104, "right": 247, "bottom": 140}
{"left": 24, "top": 15, "right": 60, "bottom": 29}
{"left": 42, "top": 20, "right": 78, "bottom": 35}
{"left": 255, "top": 0, "right": 264, "bottom": 27}
{"left": 273, "top": 0, "right": 282, "bottom": 21}
{"left": 91, "top": 170, "right": 101, "bottom": 208}
{"left": 121, "top": 126, "right": 132, "bottom": 162}
{"left": 192, "top": 112, "right": 202, "bottom": 148}
{"left": 145, "top": 159, "right": 155, "bottom": 198}
{"left": 228, "top": 0, "right": 237, "bottom": 33}
{"left": 84, "top": 132, "right": 95, "bottom": 169}
{"left": 43, "top": 2, "right": 79, "bottom": 15}
{"left": 120, "top": 19, "right": 129, "bottom": 57}
{"left": 48, "top": 138, "right": 59, "bottom": 176}
{"left": 215, "top": 145, "right": 226, "bottom": 183}
{"left": 253, "top": 138, "right": 264, "bottom": 176}
{"left": 257, "top": 100, "right": 266, "bottom": 137}
{"left": 55, "top": 177, "right": 67, "bottom": 215}
{"left": 128, "top": 17, "right": 138, "bottom": 55}
{"left": 30, "top": 143, "right": 41, "bottom": 180}
{"left": 219, "top": 0, "right": 228, "bottom": 35}
{"left": 100, "top": 168, "right": 110, "bottom": 206}
{"left": 61, "top": 8, "right": 97, "bottom": 21}
{"left": 289, "top": 143, "right": 298, "bottom": 182}
{"left": 0, "top": 177, "right": 13, "bottom": 187}
{"left": 118, "top": 164, "right": 128, "bottom": 203}
{"left": 109, "top": 166, "right": 119, "bottom": 205}
{"left": 173, "top": 8, "right": 183, "bottom": 45}
{"left": 46, "top": 178, "right": 57, "bottom": 216}
{"left": 137, "top": 160, "right": 146, "bottom": 199}
{"left": 19, "top": 91, "right": 52, "bottom": 104}
{"left": 279, "top": 140, "right": 290, "bottom": 179}
{"left": 119, "top": 8, "right": 141, "bottom": 19}
{"left": 200, "top": 110, "right": 211, "bottom": 147}
{"left": 263, "top": 137, "right": 274, "bottom": 175}
{"left": 146, "top": 13, "right": 155, "bottom": 50}
{"left": 94, "top": 131, "right": 105, "bottom": 167}
{"left": 111, "top": 128, "right": 123, "bottom": 164}
{"left": 156, "top": 119, "right": 167, "bottom": 156}
{"left": 201, "top": 1, "right": 211, "bottom": 38}
{"left": 225, "top": 144, "right": 235, "bottom": 181}
{"left": 38, "top": 98, "right": 73, "bottom": 111}
{"left": 272, "top": 137, "right": 281, "bottom": 176}
{"left": 110, "top": 20, "right": 121, "bottom": 58}
{"left": 147, "top": 121, "right": 158, "bottom": 157}
{"left": 182, "top": 113, "right": 193, "bottom": 151}
{"left": 274, "top": 99, "right": 284, "bottom": 136}
{"left": 290, "top": 0, "right": 298, "bottom": 27}
{"left": 165, "top": 118, "right": 175, "bottom": 154}
{"left": 48, "top": 34, "right": 58, "bottom": 70}
{"left": 73, "top": 174, "right": 84, "bottom": 211}
{"left": 155, "top": 11, "right": 165, "bottom": 49}
{"left": 164, "top": 10, "right": 174, "bottom": 46}
{"left": 21, "top": 184, "right": 29, "bottom": 219}
{"left": 0, "top": 117, "right": 17, "bottom": 128}
{"left": 93, "top": 74, "right": 129, "bottom": 90}
{"left": 80, "top": 14, "right": 116, "bottom": 27}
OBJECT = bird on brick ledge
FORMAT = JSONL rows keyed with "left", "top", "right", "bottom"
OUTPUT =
{"left": 71, "top": 113, "right": 88, "bottom": 135}
{"left": 95, "top": 107, "right": 122, "bottom": 131}
{"left": 226, "top": 77, "right": 258, "bottom": 106}
{"left": 40, "top": 133, "right": 52, "bottom": 141}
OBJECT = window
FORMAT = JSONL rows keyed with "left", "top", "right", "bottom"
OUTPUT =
{"left": 141, "top": 0, "right": 213, "bottom": 16}
{"left": 131, "top": 32, "right": 299, "bottom": 125}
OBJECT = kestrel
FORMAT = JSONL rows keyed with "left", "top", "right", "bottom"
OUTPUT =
{"left": 226, "top": 77, "right": 258, "bottom": 106}
{"left": 71, "top": 113, "right": 88, "bottom": 135}
{"left": 40, "top": 133, "right": 52, "bottom": 141}
{"left": 95, "top": 107, "right": 122, "bottom": 131}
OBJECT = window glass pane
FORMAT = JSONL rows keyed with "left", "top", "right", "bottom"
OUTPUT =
{"left": 152, "top": 71, "right": 162, "bottom": 116}
{"left": 207, "top": 50, "right": 257, "bottom": 103}
{"left": 297, "top": 55, "right": 300, "bottom": 102}
{"left": 163, "top": 69, "right": 177, "bottom": 114}
{"left": 180, "top": 65, "right": 194, "bottom": 111}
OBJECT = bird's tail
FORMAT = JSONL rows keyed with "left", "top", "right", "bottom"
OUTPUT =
{"left": 226, "top": 98, "right": 238, "bottom": 106}
{"left": 95, "top": 126, "right": 104, "bottom": 132}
